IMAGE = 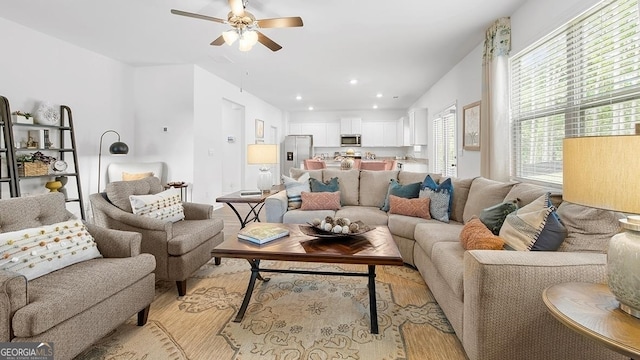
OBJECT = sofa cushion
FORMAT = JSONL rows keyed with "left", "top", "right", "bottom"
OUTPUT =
{"left": 381, "top": 179, "right": 421, "bottom": 211}
{"left": 283, "top": 209, "right": 336, "bottom": 224}
{"left": 388, "top": 195, "right": 431, "bottom": 219}
{"left": 335, "top": 206, "right": 389, "bottom": 226}
{"left": 359, "top": 170, "right": 399, "bottom": 207}
{"left": 460, "top": 218, "right": 505, "bottom": 250}
{"left": 414, "top": 221, "right": 465, "bottom": 258}
{"left": 388, "top": 213, "right": 431, "bottom": 239}
{"left": 557, "top": 201, "right": 623, "bottom": 253}
{"left": 282, "top": 172, "right": 311, "bottom": 210}
{"left": 300, "top": 191, "right": 341, "bottom": 211}
{"left": 500, "top": 193, "right": 567, "bottom": 251}
{"left": 479, "top": 200, "right": 518, "bottom": 235}
{"left": 450, "top": 177, "right": 474, "bottom": 223}
{"left": 504, "top": 182, "right": 562, "bottom": 208}
{"left": 324, "top": 169, "right": 360, "bottom": 206}
{"left": 129, "top": 188, "right": 185, "bottom": 223}
{"left": 431, "top": 241, "right": 466, "bottom": 300}
{"left": 290, "top": 168, "right": 323, "bottom": 181}
{"left": 106, "top": 176, "right": 164, "bottom": 213}
{"left": 13, "top": 254, "right": 156, "bottom": 337}
{"left": 0, "top": 220, "right": 103, "bottom": 281}
{"left": 168, "top": 218, "right": 224, "bottom": 255}
{"left": 420, "top": 176, "right": 453, "bottom": 223}
{"left": 310, "top": 177, "right": 339, "bottom": 193}
{"left": 463, "top": 177, "right": 515, "bottom": 223}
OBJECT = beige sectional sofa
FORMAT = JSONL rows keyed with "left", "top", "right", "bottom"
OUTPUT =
{"left": 265, "top": 168, "right": 626, "bottom": 360}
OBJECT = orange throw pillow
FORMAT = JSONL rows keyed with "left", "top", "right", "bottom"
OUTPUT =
{"left": 388, "top": 195, "right": 431, "bottom": 220}
{"left": 122, "top": 171, "right": 154, "bottom": 181}
{"left": 460, "top": 217, "right": 505, "bottom": 250}
{"left": 300, "top": 191, "right": 341, "bottom": 210}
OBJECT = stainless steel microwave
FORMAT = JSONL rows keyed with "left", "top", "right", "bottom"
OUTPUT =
{"left": 340, "top": 134, "right": 361, "bottom": 147}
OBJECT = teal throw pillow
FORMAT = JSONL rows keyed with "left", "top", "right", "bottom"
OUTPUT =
{"left": 419, "top": 175, "right": 453, "bottom": 223}
{"left": 381, "top": 179, "right": 421, "bottom": 212}
{"left": 479, "top": 200, "right": 518, "bottom": 235}
{"left": 310, "top": 177, "right": 339, "bottom": 193}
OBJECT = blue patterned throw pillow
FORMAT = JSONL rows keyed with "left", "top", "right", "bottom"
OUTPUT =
{"left": 310, "top": 177, "right": 339, "bottom": 192}
{"left": 419, "top": 175, "right": 454, "bottom": 223}
{"left": 282, "top": 173, "right": 311, "bottom": 210}
{"left": 380, "top": 179, "right": 421, "bottom": 212}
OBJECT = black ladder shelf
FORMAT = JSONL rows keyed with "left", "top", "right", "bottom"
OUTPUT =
{"left": 0, "top": 96, "right": 19, "bottom": 197}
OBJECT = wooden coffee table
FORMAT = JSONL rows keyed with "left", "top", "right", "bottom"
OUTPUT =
{"left": 211, "top": 223, "right": 404, "bottom": 334}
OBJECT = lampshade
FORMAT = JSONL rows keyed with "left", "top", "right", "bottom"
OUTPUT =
{"left": 563, "top": 135, "right": 640, "bottom": 214}
{"left": 563, "top": 134, "right": 640, "bottom": 319}
{"left": 97, "top": 130, "right": 129, "bottom": 192}
{"left": 247, "top": 144, "right": 278, "bottom": 165}
{"left": 109, "top": 141, "right": 129, "bottom": 155}
{"left": 222, "top": 30, "right": 239, "bottom": 45}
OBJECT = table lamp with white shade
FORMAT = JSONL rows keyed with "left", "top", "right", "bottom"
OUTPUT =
{"left": 563, "top": 134, "right": 640, "bottom": 318}
{"left": 247, "top": 143, "right": 278, "bottom": 193}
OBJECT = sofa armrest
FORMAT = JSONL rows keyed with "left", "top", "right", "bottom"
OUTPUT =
{"left": 86, "top": 223, "right": 142, "bottom": 258}
{"left": 0, "top": 271, "right": 27, "bottom": 342}
{"left": 462, "top": 250, "right": 624, "bottom": 360}
{"left": 182, "top": 202, "right": 213, "bottom": 220}
{"left": 265, "top": 191, "right": 288, "bottom": 223}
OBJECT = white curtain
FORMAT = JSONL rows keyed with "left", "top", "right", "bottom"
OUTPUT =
{"left": 480, "top": 17, "right": 511, "bottom": 181}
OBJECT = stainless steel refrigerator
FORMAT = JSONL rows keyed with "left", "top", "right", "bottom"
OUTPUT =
{"left": 281, "top": 135, "right": 313, "bottom": 177}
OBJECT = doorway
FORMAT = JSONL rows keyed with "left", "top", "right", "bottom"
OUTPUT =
{"left": 221, "top": 99, "right": 244, "bottom": 193}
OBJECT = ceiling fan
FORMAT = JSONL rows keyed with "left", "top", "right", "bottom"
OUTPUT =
{"left": 171, "top": 0, "right": 303, "bottom": 52}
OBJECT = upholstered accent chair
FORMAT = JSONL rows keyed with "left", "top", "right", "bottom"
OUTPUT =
{"left": 90, "top": 176, "right": 224, "bottom": 296}
{"left": 0, "top": 193, "right": 155, "bottom": 360}
{"left": 304, "top": 159, "right": 326, "bottom": 170}
{"left": 360, "top": 161, "right": 386, "bottom": 170}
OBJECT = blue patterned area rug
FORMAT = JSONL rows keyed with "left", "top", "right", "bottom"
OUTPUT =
{"left": 76, "top": 259, "right": 467, "bottom": 360}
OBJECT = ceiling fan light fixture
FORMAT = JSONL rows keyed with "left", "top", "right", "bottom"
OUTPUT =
{"left": 222, "top": 30, "right": 239, "bottom": 45}
{"left": 238, "top": 37, "right": 254, "bottom": 51}
{"left": 244, "top": 30, "right": 259, "bottom": 46}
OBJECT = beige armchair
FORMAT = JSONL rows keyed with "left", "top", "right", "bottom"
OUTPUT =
{"left": 0, "top": 193, "right": 155, "bottom": 360}
{"left": 90, "top": 176, "right": 224, "bottom": 296}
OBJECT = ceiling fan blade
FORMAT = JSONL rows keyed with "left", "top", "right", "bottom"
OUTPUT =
{"left": 171, "top": 9, "right": 226, "bottom": 24}
{"left": 229, "top": 0, "right": 245, "bottom": 16}
{"left": 257, "top": 17, "right": 303, "bottom": 28}
{"left": 210, "top": 35, "right": 225, "bottom": 46}
{"left": 257, "top": 32, "right": 282, "bottom": 52}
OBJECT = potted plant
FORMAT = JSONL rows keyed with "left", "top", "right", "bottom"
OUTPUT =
{"left": 11, "top": 111, "right": 34, "bottom": 124}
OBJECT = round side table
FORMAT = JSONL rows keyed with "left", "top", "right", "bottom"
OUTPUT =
{"left": 543, "top": 282, "right": 640, "bottom": 359}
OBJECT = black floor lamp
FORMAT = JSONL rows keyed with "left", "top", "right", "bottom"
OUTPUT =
{"left": 97, "top": 130, "right": 129, "bottom": 192}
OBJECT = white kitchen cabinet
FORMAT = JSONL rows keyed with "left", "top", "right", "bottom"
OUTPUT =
{"left": 300, "top": 123, "right": 326, "bottom": 146}
{"left": 362, "top": 122, "right": 384, "bottom": 147}
{"left": 325, "top": 122, "right": 341, "bottom": 146}
{"left": 289, "top": 123, "right": 302, "bottom": 135}
{"left": 340, "top": 117, "right": 362, "bottom": 134}
{"left": 382, "top": 121, "right": 399, "bottom": 147}
{"left": 408, "top": 108, "right": 428, "bottom": 145}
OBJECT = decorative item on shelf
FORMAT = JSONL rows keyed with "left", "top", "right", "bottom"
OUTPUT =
{"left": 11, "top": 111, "right": 33, "bottom": 124}
{"left": 35, "top": 101, "right": 60, "bottom": 125}
{"left": 16, "top": 152, "right": 55, "bottom": 177}
{"left": 44, "top": 180, "right": 63, "bottom": 192}
{"left": 563, "top": 134, "right": 640, "bottom": 319}
{"left": 97, "top": 130, "right": 129, "bottom": 192}
{"left": 25, "top": 134, "right": 38, "bottom": 149}
{"left": 340, "top": 157, "right": 354, "bottom": 170}
{"left": 247, "top": 143, "right": 278, "bottom": 193}
{"left": 55, "top": 175, "right": 68, "bottom": 199}
{"left": 43, "top": 129, "right": 53, "bottom": 149}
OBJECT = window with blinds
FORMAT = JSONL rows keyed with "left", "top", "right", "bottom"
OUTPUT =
{"left": 510, "top": 0, "right": 640, "bottom": 185}
{"left": 432, "top": 104, "right": 457, "bottom": 177}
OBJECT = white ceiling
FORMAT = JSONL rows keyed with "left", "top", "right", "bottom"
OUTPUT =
{"left": 0, "top": 0, "right": 526, "bottom": 112}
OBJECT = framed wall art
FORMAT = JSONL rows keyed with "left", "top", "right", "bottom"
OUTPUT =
{"left": 463, "top": 101, "right": 481, "bottom": 151}
{"left": 255, "top": 119, "right": 264, "bottom": 139}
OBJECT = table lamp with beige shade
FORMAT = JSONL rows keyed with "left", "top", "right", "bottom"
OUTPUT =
{"left": 247, "top": 143, "right": 278, "bottom": 193}
{"left": 563, "top": 134, "right": 640, "bottom": 318}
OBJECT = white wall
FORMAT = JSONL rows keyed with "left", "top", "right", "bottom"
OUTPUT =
{"left": 0, "top": 17, "right": 134, "bottom": 218}
{"left": 410, "top": 0, "right": 603, "bottom": 179}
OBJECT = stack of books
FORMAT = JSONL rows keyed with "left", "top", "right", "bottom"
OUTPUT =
{"left": 237, "top": 223, "right": 289, "bottom": 244}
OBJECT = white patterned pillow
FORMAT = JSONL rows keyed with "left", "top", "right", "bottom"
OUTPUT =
{"left": 0, "top": 220, "right": 102, "bottom": 280}
{"left": 129, "top": 188, "right": 185, "bottom": 222}
{"left": 282, "top": 172, "right": 311, "bottom": 210}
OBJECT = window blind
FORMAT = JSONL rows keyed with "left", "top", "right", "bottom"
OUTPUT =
{"left": 432, "top": 105, "right": 457, "bottom": 177}
{"left": 510, "top": 0, "right": 640, "bottom": 185}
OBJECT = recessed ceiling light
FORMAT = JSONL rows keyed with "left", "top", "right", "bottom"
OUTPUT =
{"left": 373, "top": 105, "right": 378, "bottom": 109}
{"left": 349, "top": 79, "right": 358, "bottom": 85}
{"left": 308, "top": 106, "right": 314, "bottom": 111}
{"left": 296, "top": 95, "right": 302, "bottom": 100}
{"left": 376, "top": 93, "right": 383, "bottom": 98}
